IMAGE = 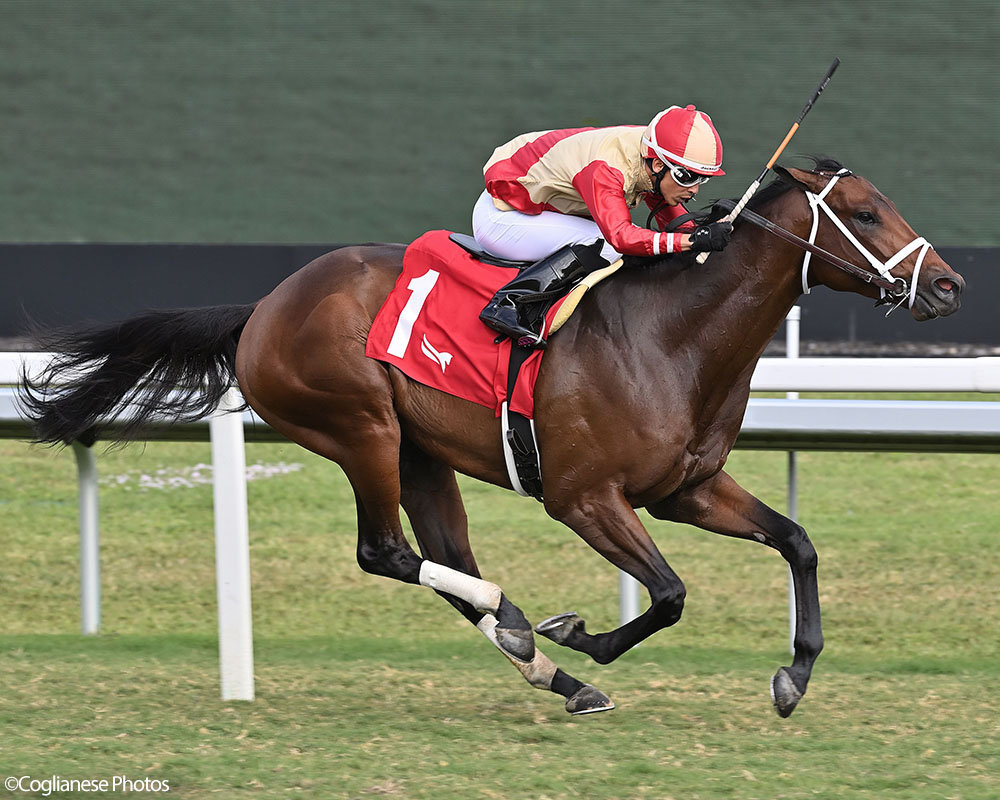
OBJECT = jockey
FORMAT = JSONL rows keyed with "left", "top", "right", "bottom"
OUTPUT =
{"left": 475, "top": 105, "right": 733, "bottom": 347}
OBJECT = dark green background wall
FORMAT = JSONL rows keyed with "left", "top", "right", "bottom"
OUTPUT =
{"left": 1, "top": 1, "right": 996, "bottom": 246}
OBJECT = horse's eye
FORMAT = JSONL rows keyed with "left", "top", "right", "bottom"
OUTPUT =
{"left": 854, "top": 211, "right": 878, "bottom": 225}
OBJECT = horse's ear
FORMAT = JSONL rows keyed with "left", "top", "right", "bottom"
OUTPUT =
{"left": 774, "top": 165, "right": 827, "bottom": 193}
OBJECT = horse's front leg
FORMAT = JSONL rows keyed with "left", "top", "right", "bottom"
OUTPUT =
{"left": 536, "top": 487, "right": 688, "bottom": 664}
{"left": 647, "top": 469, "right": 823, "bottom": 717}
{"left": 398, "top": 439, "right": 613, "bottom": 715}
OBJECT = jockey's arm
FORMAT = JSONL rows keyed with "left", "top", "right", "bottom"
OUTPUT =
{"left": 573, "top": 161, "right": 693, "bottom": 257}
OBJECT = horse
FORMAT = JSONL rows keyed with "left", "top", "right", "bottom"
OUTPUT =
{"left": 20, "top": 158, "right": 965, "bottom": 717}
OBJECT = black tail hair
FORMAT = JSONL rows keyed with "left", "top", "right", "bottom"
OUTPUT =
{"left": 18, "top": 303, "right": 256, "bottom": 446}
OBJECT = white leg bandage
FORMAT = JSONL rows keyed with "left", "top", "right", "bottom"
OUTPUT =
{"left": 477, "top": 614, "right": 557, "bottom": 690}
{"left": 419, "top": 561, "right": 502, "bottom": 615}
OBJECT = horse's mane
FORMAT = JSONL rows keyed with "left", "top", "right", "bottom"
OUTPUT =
{"left": 623, "top": 155, "right": 848, "bottom": 271}
{"left": 745, "top": 155, "right": 847, "bottom": 213}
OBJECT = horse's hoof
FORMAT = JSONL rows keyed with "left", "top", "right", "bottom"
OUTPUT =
{"left": 495, "top": 626, "right": 535, "bottom": 664}
{"left": 535, "top": 612, "right": 584, "bottom": 645}
{"left": 770, "top": 667, "right": 804, "bottom": 718}
{"left": 565, "top": 684, "right": 615, "bottom": 715}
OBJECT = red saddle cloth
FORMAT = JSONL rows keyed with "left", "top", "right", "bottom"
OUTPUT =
{"left": 365, "top": 230, "right": 560, "bottom": 418}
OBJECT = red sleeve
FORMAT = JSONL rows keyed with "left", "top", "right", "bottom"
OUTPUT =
{"left": 643, "top": 194, "right": 697, "bottom": 233}
{"left": 572, "top": 161, "right": 680, "bottom": 257}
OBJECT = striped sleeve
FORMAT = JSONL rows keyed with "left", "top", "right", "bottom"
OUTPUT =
{"left": 572, "top": 161, "right": 681, "bottom": 257}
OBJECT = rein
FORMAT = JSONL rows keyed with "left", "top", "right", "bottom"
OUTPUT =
{"left": 723, "top": 170, "right": 933, "bottom": 313}
{"left": 717, "top": 200, "right": 906, "bottom": 295}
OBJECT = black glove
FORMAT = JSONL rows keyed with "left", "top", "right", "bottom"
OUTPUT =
{"left": 690, "top": 221, "right": 733, "bottom": 253}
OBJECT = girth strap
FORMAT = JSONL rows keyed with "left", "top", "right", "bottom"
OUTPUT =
{"left": 501, "top": 344, "right": 543, "bottom": 501}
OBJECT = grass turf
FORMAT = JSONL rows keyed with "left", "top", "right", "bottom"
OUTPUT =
{"left": 2, "top": 439, "right": 998, "bottom": 798}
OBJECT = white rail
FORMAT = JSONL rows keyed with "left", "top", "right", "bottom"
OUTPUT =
{"left": 2, "top": 355, "right": 257, "bottom": 701}
{"left": 750, "top": 356, "right": 1000, "bottom": 392}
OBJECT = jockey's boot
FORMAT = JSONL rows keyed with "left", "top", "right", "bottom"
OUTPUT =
{"left": 479, "top": 240, "right": 608, "bottom": 349}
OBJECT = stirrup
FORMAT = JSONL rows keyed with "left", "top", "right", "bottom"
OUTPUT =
{"left": 514, "top": 331, "right": 546, "bottom": 349}
{"left": 479, "top": 302, "right": 546, "bottom": 349}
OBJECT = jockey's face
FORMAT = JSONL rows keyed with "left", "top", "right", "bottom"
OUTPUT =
{"left": 650, "top": 157, "right": 702, "bottom": 206}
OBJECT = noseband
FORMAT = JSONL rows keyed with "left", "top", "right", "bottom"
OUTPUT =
{"left": 799, "top": 169, "right": 933, "bottom": 312}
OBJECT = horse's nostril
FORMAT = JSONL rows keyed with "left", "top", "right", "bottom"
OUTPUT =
{"left": 935, "top": 278, "right": 956, "bottom": 293}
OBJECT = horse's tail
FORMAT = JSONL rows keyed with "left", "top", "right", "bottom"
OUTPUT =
{"left": 19, "top": 303, "right": 257, "bottom": 446}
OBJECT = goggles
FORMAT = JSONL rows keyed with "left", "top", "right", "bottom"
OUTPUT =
{"left": 665, "top": 162, "right": 711, "bottom": 188}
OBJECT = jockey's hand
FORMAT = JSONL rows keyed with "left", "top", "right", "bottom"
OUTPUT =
{"left": 690, "top": 221, "right": 733, "bottom": 252}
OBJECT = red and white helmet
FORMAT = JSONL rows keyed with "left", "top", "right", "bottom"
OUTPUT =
{"left": 642, "top": 105, "right": 725, "bottom": 176}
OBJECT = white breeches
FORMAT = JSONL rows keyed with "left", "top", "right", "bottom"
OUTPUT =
{"left": 472, "top": 191, "right": 621, "bottom": 263}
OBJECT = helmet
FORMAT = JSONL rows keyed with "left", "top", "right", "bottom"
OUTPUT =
{"left": 642, "top": 105, "right": 725, "bottom": 176}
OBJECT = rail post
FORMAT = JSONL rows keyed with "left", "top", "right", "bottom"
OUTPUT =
{"left": 785, "top": 307, "right": 800, "bottom": 654}
{"left": 210, "top": 388, "right": 255, "bottom": 701}
{"left": 72, "top": 441, "right": 101, "bottom": 635}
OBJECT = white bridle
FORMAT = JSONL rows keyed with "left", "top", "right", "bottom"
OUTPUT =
{"left": 800, "top": 169, "right": 932, "bottom": 311}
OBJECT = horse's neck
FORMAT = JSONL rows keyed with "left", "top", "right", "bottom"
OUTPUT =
{"left": 611, "top": 227, "right": 804, "bottom": 387}
{"left": 697, "top": 234, "right": 804, "bottom": 360}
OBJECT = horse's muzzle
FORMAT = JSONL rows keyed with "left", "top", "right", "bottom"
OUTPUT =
{"left": 912, "top": 265, "right": 965, "bottom": 321}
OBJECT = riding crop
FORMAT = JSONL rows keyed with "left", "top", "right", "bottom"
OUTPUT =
{"left": 696, "top": 57, "right": 841, "bottom": 265}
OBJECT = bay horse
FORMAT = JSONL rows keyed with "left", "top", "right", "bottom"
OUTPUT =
{"left": 20, "top": 159, "right": 965, "bottom": 717}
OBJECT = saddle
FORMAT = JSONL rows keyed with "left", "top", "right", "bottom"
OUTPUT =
{"left": 448, "top": 233, "right": 624, "bottom": 339}
{"left": 447, "top": 234, "right": 624, "bottom": 500}
{"left": 366, "top": 230, "right": 623, "bottom": 502}
{"left": 448, "top": 233, "right": 530, "bottom": 269}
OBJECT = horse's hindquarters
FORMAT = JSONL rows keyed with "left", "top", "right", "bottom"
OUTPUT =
{"left": 387, "top": 374, "right": 512, "bottom": 490}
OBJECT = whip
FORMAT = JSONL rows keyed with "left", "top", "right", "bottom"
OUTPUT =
{"left": 696, "top": 57, "right": 841, "bottom": 264}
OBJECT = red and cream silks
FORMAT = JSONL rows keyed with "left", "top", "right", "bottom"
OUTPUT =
{"left": 475, "top": 108, "right": 722, "bottom": 263}
{"left": 476, "top": 126, "right": 692, "bottom": 262}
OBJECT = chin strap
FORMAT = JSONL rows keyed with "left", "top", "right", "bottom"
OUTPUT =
{"left": 801, "top": 169, "right": 932, "bottom": 313}
{"left": 645, "top": 158, "right": 668, "bottom": 197}
{"left": 644, "top": 159, "right": 670, "bottom": 230}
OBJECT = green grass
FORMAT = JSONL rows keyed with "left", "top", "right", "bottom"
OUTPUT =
{"left": 2, "top": 439, "right": 998, "bottom": 798}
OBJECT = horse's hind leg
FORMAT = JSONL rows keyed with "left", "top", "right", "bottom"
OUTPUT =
{"left": 347, "top": 447, "right": 533, "bottom": 662}
{"left": 246, "top": 352, "right": 543, "bottom": 671}
{"left": 323, "top": 403, "right": 549, "bottom": 671}
{"left": 398, "top": 439, "right": 613, "bottom": 714}
{"left": 647, "top": 470, "right": 823, "bottom": 718}
{"left": 239, "top": 314, "right": 600, "bottom": 706}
